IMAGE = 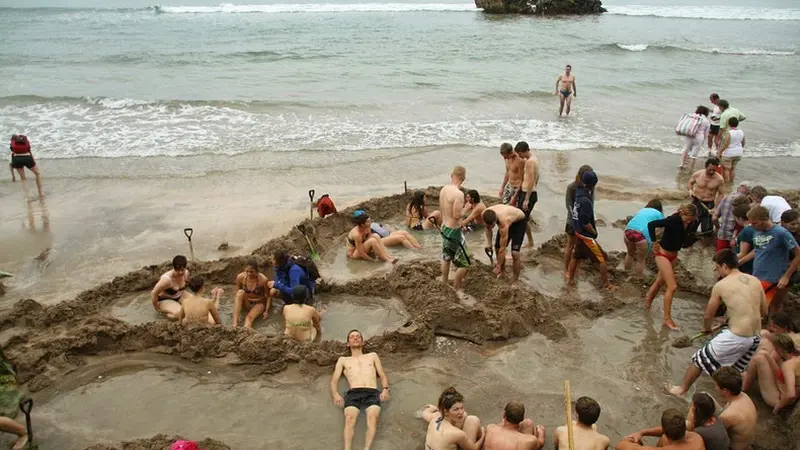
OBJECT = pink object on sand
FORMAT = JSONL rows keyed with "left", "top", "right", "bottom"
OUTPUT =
{"left": 171, "top": 441, "right": 198, "bottom": 450}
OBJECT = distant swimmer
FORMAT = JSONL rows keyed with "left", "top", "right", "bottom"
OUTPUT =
{"left": 669, "top": 249, "right": 766, "bottom": 397}
{"left": 555, "top": 396, "right": 610, "bottom": 450}
{"left": 423, "top": 387, "right": 486, "bottom": 450}
{"left": 461, "top": 189, "right": 487, "bottom": 231}
{"left": 177, "top": 276, "right": 222, "bottom": 325}
{"left": 330, "top": 330, "right": 390, "bottom": 450}
{"left": 484, "top": 401, "right": 545, "bottom": 450}
{"left": 498, "top": 143, "right": 524, "bottom": 206}
{"left": 283, "top": 285, "right": 321, "bottom": 342}
{"left": 617, "top": 409, "right": 705, "bottom": 450}
{"left": 151, "top": 255, "right": 189, "bottom": 321}
{"left": 233, "top": 258, "right": 270, "bottom": 328}
{"left": 440, "top": 166, "right": 470, "bottom": 290}
{"left": 407, "top": 190, "right": 442, "bottom": 230}
{"left": 482, "top": 204, "right": 526, "bottom": 282}
{"left": 555, "top": 65, "right": 577, "bottom": 117}
{"left": 9, "top": 134, "right": 43, "bottom": 195}
{"left": 515, "top": 141, "right": 538, "bottom": 248}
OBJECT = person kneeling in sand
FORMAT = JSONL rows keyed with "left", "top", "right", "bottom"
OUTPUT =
{"left": 616, "top": 409, "right": 704, "bottom": 450}
{"left": 177, "top": 276, "right": 222, "bottom": 325}
{"left": 283, "top": 285, "right": 321, "bottom": 342}
{"left": 330, "top": 330, "right": 390, "bottom": 450}
{"left": 484, "top": 401, "right": 544, "bottom": 450}
{"left": 423, "top": 387, "right": 485, "bottom": 450}
{"left": 347, "top": 210, "right": 398, "bottom": 263}
{"left": 483, "top": 204, "right": 526, "bottom": 282}
{"left": 555, "top": 396, "right": 609, "bottom": 450}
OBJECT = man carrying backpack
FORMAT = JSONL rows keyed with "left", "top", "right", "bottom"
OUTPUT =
{"left": 268, "top": 250, "right": 318, "bottom": 306}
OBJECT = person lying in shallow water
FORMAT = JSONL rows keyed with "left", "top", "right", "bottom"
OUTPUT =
{"left": 283, "top": 285, "right": 321, "bottom": 342}
{"left": 422, "top": 386, "right": 485, "bottom": 450}
{"left": 177, "top": 276, "right": 222, "bottom": 325}
{"left": 233, "top": 257, "right": 270, "bottom": 328}
{"left": 368, "top": 217, "right": 423, "bottom": 249}
{"left": 347, "top": 210, "right": 398, "bottom": 263}
{"left": 151, "top": 255, "right": 189, "bottom": 321}
{"left": 406, "top": 190, "right": 442, "bottom": 230}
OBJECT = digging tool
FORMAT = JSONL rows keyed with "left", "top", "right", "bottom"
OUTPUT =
{"left": 429, "top": 217, "right": 471, "bottom": 266}
{"left": 19, "top": 397, "right": 34, "bottom": 450}
{"left": 308, "top": 189, "right": 316, "bottom": 221}
{"left": 297, "top": 224, "right": 320, "bottom": 261}
{"left": 484, "top": 248, "right": 494, "bottom": 265}
{"left": 564, "top": 380, "right": 574, "bottom": 450}
{"left": 404, "top": 181, "right": 407, "bottom": 194}
{"left": 183, "top": 228, "right": 195, "bottom": 261}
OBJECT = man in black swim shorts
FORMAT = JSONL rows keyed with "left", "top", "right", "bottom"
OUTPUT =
{"left": 483, "top": 204, "right": 527, "bottom": 282}
{"left": 331, "top": 330, "right": 390, "bottom": 450}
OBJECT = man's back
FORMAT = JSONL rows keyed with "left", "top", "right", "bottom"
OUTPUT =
{"left": 720, "top": 393, "right": 757, "bottom": 450}
{"left": 555, "top": 423, "right": 609, "bottom": 450}
{"left": 717, "top": 272, "right": 763, "bottom": 336}
{"left": 440, "top": 185, "right": 463, "bottom": 229}
{"left": 484, "top": 424, "right": 536, "bottom": 450}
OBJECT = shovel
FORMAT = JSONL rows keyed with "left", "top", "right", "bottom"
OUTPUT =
{"left": 297, "top": 224, "right": 320, "bottom": 261}
{"left": 183, "top": 228, "right": 195, "bottom": 261}
{"left": 308, "top": 189, "right": 315, "bottom": 221}
{"left": 19, "top": 397, "right": 35, "bottom": 450}
{"left": 485, "top": 248, "right": 494, "bottom": 265}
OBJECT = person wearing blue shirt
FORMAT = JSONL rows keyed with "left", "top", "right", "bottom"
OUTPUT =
{"left": 748, "top": 206, "right": 800, "bottom": 314}
{"left": 566, "top": 171, "right": 614, "bottom": 290}
{"left": 624, "top": 199, "right": 665, "bottom": 277}
{"left": 268, "top": 250, "right": 316, "bottom": 304}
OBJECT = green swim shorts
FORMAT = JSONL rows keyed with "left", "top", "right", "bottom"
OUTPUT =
{"left": 441, "top": 225, "right": 470, "bottom": 268}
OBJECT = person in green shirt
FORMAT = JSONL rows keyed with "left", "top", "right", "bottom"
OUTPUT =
{"left": 718, "top": 100, "right": 745, "bottom": 132}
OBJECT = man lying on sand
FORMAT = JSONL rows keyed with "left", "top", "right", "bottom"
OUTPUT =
{"left": 483, "top": 204, "right": 526, "bottom": 282}
{"left": 330, "top": 330, "right": 389, "bottom": 450}
{"left": 178, "top": 276, "right": 222, "bottom": 325}
{"left": 670, "top": 249, "right": 765, "bottom": 397}
{"left": 616, "top": 409, "right": 704, "bottom": 450}
{"left": 422, "top": 387, "right": 485, "bottom": 450}
{"left": 483, "top": 401, "right": 544, "bottom": 450}
{"left": 555, "top": 396, "right": 609, "bottom": 450}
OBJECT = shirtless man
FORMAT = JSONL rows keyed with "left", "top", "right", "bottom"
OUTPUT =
{"left": 424, "top": 387, "right": 486, "bottom": 450}
{"left": 670, "top": 249, "right": 766, "bottom": 397}
{"left": 688, "top": 157, "right": 725, "bottom": 239}
{"left": 555, "top": 65, "right": 577, "bottom": 117}
{"left": 484, "top": 401, "right": 544, "bottom": 450}
{"left": 440, "top": 166, "right": 470, "bottom": 291}
{"left": 177, "top": 276, "right": 222, "bottom": 325}
{"left": 330, "top": 330, "right": 390, "bottom": 450}
{"left": 616, "top": 409, "right": 704, "bottom": 450}
{"left": 713, "top": 367, "right": 757, "bottom": 450}
{"left": 461, "top": 189, "right": 487, "bottom": 230}
{"left": 483, "top": 204, "right": 527, "bottom": 282}
{"left": 515, "top": 141, "right": 539, "bottom": 248}
{"left": 555, "top": 396, "right": 610, "bottom": 450}
{"left": 499, "top": 143, "right": 525, "bottom": 206}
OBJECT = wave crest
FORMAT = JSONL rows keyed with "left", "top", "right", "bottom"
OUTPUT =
{"left": 152, "top": 3, "right": 477, "bottom": 14}
{"left": 611, "top": 43, "right": 795, "bottom": 56}
{"left": 606, "top": 5, "right": 800, "bottom": 21}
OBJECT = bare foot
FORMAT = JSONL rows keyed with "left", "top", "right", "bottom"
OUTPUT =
{"left": 664, "top": 319, "right": 679, "bottom": 331}
{"left": 12, "top": 434, "right": 28, "bottom": 450}
{"left": 668, "top": 385, "right": 687, "bottom": 398}
{"left": 643, "top": 297, "right": 654, "bottom": 309}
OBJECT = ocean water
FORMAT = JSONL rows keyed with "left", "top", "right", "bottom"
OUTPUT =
{"left": 1, "top": 0, "right": 799, "bottom": 161}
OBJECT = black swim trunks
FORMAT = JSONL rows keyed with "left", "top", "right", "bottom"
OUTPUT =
{"left": 10, "top": 154, "right": 35, "bottom": 170}
{"left": 693, "top": 197, "right": 715, "bottom": 236}
{"left": 344, "top": 388, "right": 381, "bottom": 410}
{"left": 515, "top": 190, "right": 538, "bottom": 219}
{"left": 496, "top": 219, "right": 526, "bottom": 252}
{"left": 565, "top": 220, "right": 575, "bottom": 236}
{"left": 709, "top": 124, "right": 720, "bottom": 136}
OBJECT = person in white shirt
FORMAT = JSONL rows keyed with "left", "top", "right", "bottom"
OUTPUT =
{"left": 679, "top": 105, "right": 711, "bottom": 172}
{"left": 708, "top": 93, "right": 722, "bottom": 153}
{"left": 750, "top": 186, "right": 791, "bottom": 223}
{"left": 717, "top": 116, "right": 745, "bottom": 183}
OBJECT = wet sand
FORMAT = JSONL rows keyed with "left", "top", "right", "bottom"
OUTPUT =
{"left": 0, "top": 147, "right": 798, "bottom": 449}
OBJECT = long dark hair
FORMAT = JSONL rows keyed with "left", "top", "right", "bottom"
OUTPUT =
{"left": 437, "top": 387, "right": 464, "bottom": 413}
{"left": 409, "top": 190, "right": 426, "bottom": 219}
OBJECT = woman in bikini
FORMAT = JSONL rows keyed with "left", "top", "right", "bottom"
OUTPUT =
{"left": 644, "top": 204, "right": 699, "bottom": 330}
{"left": 406, "top": 190, "right": 442, "bottom": 231}
{"left": 283, "top": 285, "right": 322, "bottom": 342}
{"left": 150, "top": 255, "right": 190, "bottom": 320}
{"left": 744, "top": 334, "right": 799, "bottom": 412}
{"left": 368, "top": 217, "right": 422, "bottom": 249}
{"left": 623, "top": 199, "right": 664, "bottom": 277}
{"left": 420, "top": 387, "right": 485, "bottom": 450}
{"left": 347, "top": 210, "right": 398, "bottom": 263}
{"left": 233, "top": 258, "right": 270, "bottom": 328}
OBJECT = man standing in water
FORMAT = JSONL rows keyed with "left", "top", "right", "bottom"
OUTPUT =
{"left": 515, "top": 141, "right": 538, "bottom": 248}
{"left": 484, "top": 401, "right": 545, "bottom": 450}
{"left": 688, "top": 157, "right": 724, "bottom": 240}
{"left": 498, "top": 143, "right": 524, "bottom": 205}
{"left": 440, "top": 166, "right": 470, "bottom": 291}
{"left": 669, "top": 249, "right": 765, "bottom": 398}
{"left": 330, "top": 330, "right": 390, "bottom": 450}
{"left": 555, "top": 64, "right": 576, "bottom": 117}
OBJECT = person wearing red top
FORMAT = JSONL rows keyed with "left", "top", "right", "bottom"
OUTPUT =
{"left": 9, "top": 134, "right": 43, "bottom": 194}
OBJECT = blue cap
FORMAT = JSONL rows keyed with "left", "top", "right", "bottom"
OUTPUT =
{"left": 353, "top": 209, "right": 367, "bottom": 217}
{"left": 581, "top": 171, "right": 598, "bottom": 186}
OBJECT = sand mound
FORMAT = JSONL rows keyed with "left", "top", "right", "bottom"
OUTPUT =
{"left": 79, "top": 434, "right": 230, "bottom": 450}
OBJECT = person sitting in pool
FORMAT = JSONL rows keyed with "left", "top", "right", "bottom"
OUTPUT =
{"left": 623, "top": 199, "right": 664, "bottom": 278}
{"left": 616, "top": 409, "right": 704, "bottom": 450}
{"left": 756, "top": 311, "right": 799, "bottom": 356}
{"left": 347, "top": 210, "right": 398, "bottom": 263}
{"left": 151, "top": 255, "right": 189, "bottom": 321}
{"left": 422, "top": 387, "right": 485, "bottom": 450}
{"left": 742, "top": 333, "right": 799, "bottom": 413}
{"left": 268, "top": 249, "right": 317, "bottom": 303}
{"left": 366, "top": 214, "right": 423, "bottom": 249}
{"left": 484, "top": 401, "right": 545, "bottom": 450}
{"left": 461, "top": 189, "right": 487, "bottom": 231}
{"left": 283, "top": 285, "right": 321, "bottom": 342}
{"left": 233, "top": 257, "right": 270, "bottom": 328}
{"left": 177, "top": 276, "right": 222, "bottom": 325}
{"left": 406, "top": 190, "right": 442, "bottom": 230}
{"left": 555, "top": 397, "right": 609, "bottom": 450}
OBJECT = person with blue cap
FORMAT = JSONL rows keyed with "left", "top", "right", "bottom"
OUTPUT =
{"left": 566, "top": 170, "right": 615, "bottom": 291}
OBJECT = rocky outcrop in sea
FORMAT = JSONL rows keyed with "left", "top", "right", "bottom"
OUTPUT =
{"left": 475, "top": 0, "right": 606, "bottom": 15}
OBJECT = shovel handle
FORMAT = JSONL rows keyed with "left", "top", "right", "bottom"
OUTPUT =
{"left": 484, "top": 248, "right": 494, "bottom": 258}
{"left": 309, "top": 190, "right": 315, "bottom": 202}
{"left": 19, "top": 397, "right": 32, "bottom": 415}
{"left": 183, "top": 228, "right": 193, "bottom": 241}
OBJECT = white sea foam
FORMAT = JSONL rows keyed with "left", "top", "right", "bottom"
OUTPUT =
{"left": 606, "top": 5, "right": 800, "bottom": 21}
{"left": 153, "top": 3, "right": 477, "bottom": 14}
{"left": 617, "top": 44, "right": 648, "bottom": 52}
{"left": 614, "top": 43, "right": 796, "bottom": 56}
